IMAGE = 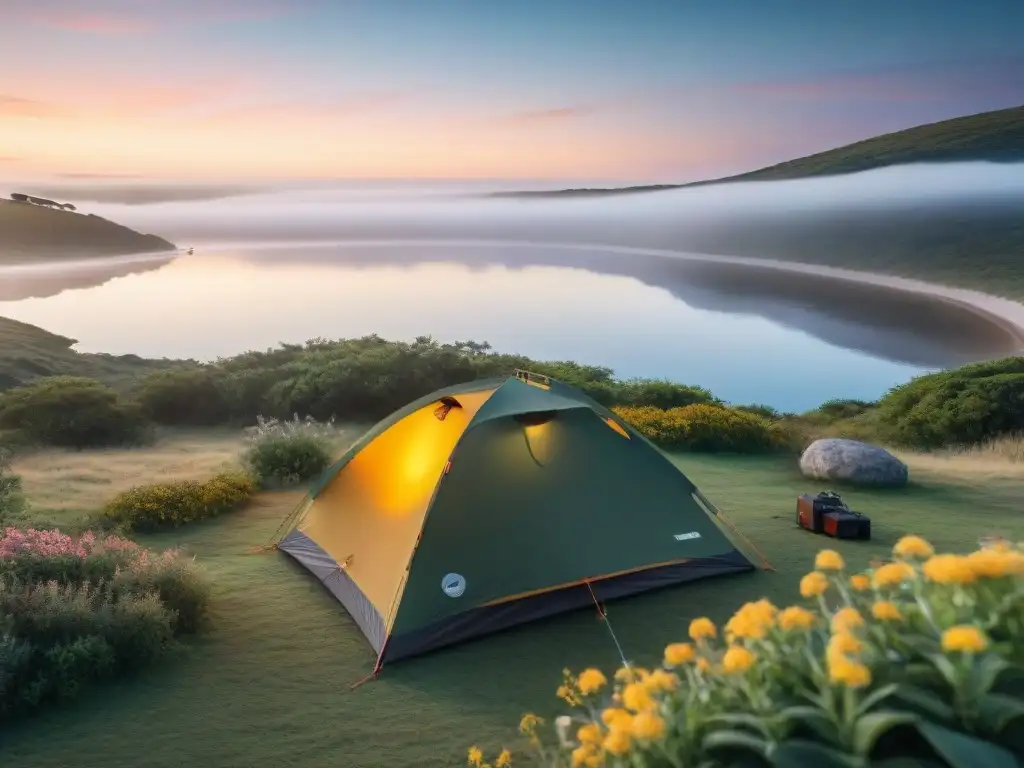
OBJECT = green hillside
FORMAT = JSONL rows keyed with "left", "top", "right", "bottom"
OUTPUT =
{"left": 0, "top": 199, "right": 176, "bottom": 264}
{"left": 0, "top": 316, "right": 181, "bottom": 390}
{"left": 500, "top": 104, "right": 1024, "bottom": 197}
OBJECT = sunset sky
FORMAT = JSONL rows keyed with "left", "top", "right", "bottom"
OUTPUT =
{"left": 1, "top": 0, "right": 1022, "bottom": 181}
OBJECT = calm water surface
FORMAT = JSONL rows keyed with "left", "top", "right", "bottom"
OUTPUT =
{"left": 0, "top": 241, "right": 954, "bottom": 412}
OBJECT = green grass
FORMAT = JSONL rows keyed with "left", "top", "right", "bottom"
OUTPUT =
{"left": 0, "top": 199, "right": 176, "bottom": 264}
{"left": 3, "top": 449, "right": 1022, "bottom": 767}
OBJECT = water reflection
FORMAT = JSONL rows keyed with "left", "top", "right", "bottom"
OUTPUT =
{"left": 0, "top": 254, "right": 175, "bottom": 302}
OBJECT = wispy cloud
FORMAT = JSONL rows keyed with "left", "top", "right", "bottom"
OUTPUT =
{"left": 0, "top": 155, "right": 22, "bottom": 163}
{"left": 191, "top": 91, "right": 410, "bottom": 127}
{"left": 0, "top": 95, "right": 67, "bottom": 118}
{"left": 499, "top": 106, "right": 594, "bottom": 125}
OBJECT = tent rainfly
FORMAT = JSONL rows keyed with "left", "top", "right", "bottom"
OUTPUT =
{"left": 278, "top": 372, "right": 759, "bottom": 671}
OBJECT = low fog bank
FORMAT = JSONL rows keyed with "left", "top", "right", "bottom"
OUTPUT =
{"left": 69, "top": 162, "right": 1022, "bottom": 247}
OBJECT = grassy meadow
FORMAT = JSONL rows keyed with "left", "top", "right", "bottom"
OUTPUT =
{"left": 2, "top": 428, "right": 1023, "bottom": 767}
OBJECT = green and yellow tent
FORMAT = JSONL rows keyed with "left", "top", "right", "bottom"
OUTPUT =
{"left": 278, "top": 371, "right": 759, "bottom": 670}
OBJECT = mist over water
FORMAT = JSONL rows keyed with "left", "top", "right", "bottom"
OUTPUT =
{"left": 5, "top": 162, "right": 1024, "bottom": 411}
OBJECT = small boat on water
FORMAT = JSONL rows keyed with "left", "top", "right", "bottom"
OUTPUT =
{"left": 186, "top": 247, "right": 194, "bottom": 255}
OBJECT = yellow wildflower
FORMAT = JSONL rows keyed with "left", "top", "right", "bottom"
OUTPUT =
{"left": 602, "top": 728, "right": 632, "bottom": 756}
{"left": 778, "top": 605, "right": 817, "bottom": 632}
{"left": 815, "top": 549, "right": 845, "bottom": 571}
{"left": 468, "top": 746, "right": 484, "bottom": 767}
{"left": 577, "top": 723, "right": 603, "bottom": 746}
{"left": 800, "top": 571, "right": 830, "bottom": 598}
{"left": 871, "top": 601, "right": 902, "bottom": 621}
{"left": 621, "top": 682, "right": 655, "bottom": 712}
{"left": 688, "top": 617, "right": 717, "bottom": 641}
{"left": 571, "top": 744, "right": 600, "bottom": 768}
{"left": 827, "top": 632, "right": 863, "bottom": 658}
{"left": 721, "top": 645, "right": 756, "bottom": 674}
{"left": 893, "top": 535, "right": 934, "bottom": 560}
{"left": 663, "top": 642, "right": 695, "bottom": 667}
{"left": 850, "top": 574, "right": 871, "bottom": 592}
{"left": 614, "top": 666, "right": 641, "bottom": 683}
{"left": 942, "top": 625, "right": 989, "bottom": 654}
{"left": 601, "top": 707, "right": 633, "bottom": 731}
{"left": 967, "top": 548, "right": 1024, "bottom": 579}
{"left": 831, "top": 607, "right": 864, "bottom": 634}
{"left": 872, "top": 561, "right": 915, "bottom": 589}
{"left": 696, "top": 657, "right": 711, "bottom": 673}
{"left": 495, "top": 749, "right": 512, "bottom": 768}
{"left": 643, "top": 669, "right": 679, "bottom": 694}
{"left": 828, "top": 657, "right": 872, "bottom": 688}
{"left": 518, "top": 713, "right": 543, "bottom": 734}
{"left": 725, "top": 599, "right": 778, "bottom": 640}
{"left": 577, "top": 668, "right": 607, "bottom": 696}
{"left": 557, "top": 684, "right": 581, "bottom": 706}
{"left": 923, "top": 554, "right": 977, "bottom": 585}
{"left": 630, "top": 711, "right": 667, "bottom": 741}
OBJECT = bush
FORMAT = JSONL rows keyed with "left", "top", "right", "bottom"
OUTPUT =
{"left": 0, "top": 376, "right": 148, "bottom": 448}
{"left": 242, "top": 415, "right": 337, "bottom": 487}
{"left": 614, "top": 404, "right": 795, "bottom": 453}
{"left": 0, "top": 450, "right": 24, "bottom": 525}
{"left": 476, "top": 537, "right": 1024, "bottom": 768}
{"left": 0, "top": 527, "right": 210, "bottom": 720}
{"left": 98, "top": 471, "right": 256, "bottom": 532}
{"left": 732, "top": 403, "right": 785, "bottom": 421}
{"left": 132, "top": 367, "right": 229, "bottom": 426}
{"left": 874, "top": 358, "right": 1024, "bottom": 448}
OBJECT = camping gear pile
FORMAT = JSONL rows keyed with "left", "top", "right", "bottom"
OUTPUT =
{"left": 796, "top": 490, "right": 871, "bottom": 540}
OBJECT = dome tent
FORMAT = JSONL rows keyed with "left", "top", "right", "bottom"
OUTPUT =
{"left": 276, "top": 371, "right": 759, "bottom": 672}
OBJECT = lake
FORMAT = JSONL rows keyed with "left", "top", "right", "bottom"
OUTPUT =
{"left": 4, "top": 170, "right": 1023, "bottom": 412}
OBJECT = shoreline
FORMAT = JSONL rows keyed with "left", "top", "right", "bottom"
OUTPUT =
{"left": 2, "top": 238, "right": 1023, "bottom": 356}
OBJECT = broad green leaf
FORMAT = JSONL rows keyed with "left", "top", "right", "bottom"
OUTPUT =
{"left": 775, "top": 705, "right": 840, "bottom": 744}
{"left": 992, "top": 663, "right": 1024, "bottom": 697}
{"left": 766, "top": 739, "right": 863, "bottom": 768}
{"left": 888, "top": 683, "right": 957, "bottom": 724}
{"left": 853, "top": 683, "right": 899, "bottom": 716}
{"left": 704, "top": 713, "right": 771, "bottom": 737}
{"left": 924, "top": 653, "right": 961, "bottom": 689}
{"left": 977, "top": 692, "right": 1024, "bottom": 735}
{"left": 851, "top": 711, "right": 919, "bottom": 757}
{"left": 969, "top": 655, "right": 1011, "bottom": 698}
{"left": 917, "top": 720, "right": 1019, "bottom": 768}
{"left": 701, "top": 728, "right": 769, "bottom": 759}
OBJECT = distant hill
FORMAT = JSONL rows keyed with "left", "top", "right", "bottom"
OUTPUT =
{"left": 0, "top": 315, "right": 183, "bottom": 391}
{"left": 0, "top": 199, "right": 176, "bottom": 264}
{"left": 498, "top": 104, "right": 1024, "bottom": 198}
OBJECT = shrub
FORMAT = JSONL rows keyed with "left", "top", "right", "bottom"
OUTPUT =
{"left": 0, "top": 376, "right": 148, "bottom": 448}
{"left": 732, "top": 403, "right": 785, "bottom": 421}
{"left": 614, "top": 404, "right": 795, "bottom": 453}
{"left": 0, "top": 450, "right": 24, "bottom": 525}
{"left": 98, "top": 471, "right": 256, "bottom": 532}
{"left": 477, "top": 537, "right": 1024, "bottom": 768}
{"left": 874, "top": 358, "right": 1024, "bottom": 448}
{"left": 132, "top": 367, "right": 229, "bottom": 426}
{"left": 242, "top": 415, "right": 337, "bottom": 487}
{"left": 0, "top": 527, "right": 210, "bottom": 720}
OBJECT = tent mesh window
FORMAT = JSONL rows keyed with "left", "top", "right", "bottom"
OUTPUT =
{"left": 433, "top": 396, "right": 463, "bottom": 421}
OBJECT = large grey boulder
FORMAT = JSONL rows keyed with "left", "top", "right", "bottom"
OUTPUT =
{"left": 799, "top": 438, "right": 908, "bottom": 488}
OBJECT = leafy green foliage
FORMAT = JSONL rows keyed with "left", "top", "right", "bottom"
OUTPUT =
{"left": 132, "top": 367, "right": 228, "bottom": 425}
{"left": 874, "top": 358, "right": 1024, "bottom": 448}
{"left": 0, "top": 449, "right": 24, "bottom": 525}
{"left": 614, "top": 403, "right": 796, "bottom": 453}
{"left": 0, "top": 376, "right": 148, "bottom": 448}
{"left": 241, "top": 416, "right": 337, "bottom": 487}
{"left": 98, "top": 472, "right": 256, "bottom": 532}
{"left": 0, "top": 528, "right": 210, "bottom": 721}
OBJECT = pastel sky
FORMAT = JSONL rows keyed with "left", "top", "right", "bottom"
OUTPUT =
{"left": 1, "top": 0, "right": 1022, "bottom": 181}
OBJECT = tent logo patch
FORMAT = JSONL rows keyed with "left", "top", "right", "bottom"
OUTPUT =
{"left": 441, "top": 573, "right": 467, "bottom": 598}
{"left": 674, "top": 531, "right": 702, "bottom": 541}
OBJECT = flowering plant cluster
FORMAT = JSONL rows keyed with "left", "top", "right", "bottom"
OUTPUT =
{"left": 474, "top": 536, "right": 1024, "bottom": 768}
{"left": 242, "top": 414, "right": 339, "bottom": 486}
{"left": 0, "top": 525, "right": 210, "bottom": 719}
